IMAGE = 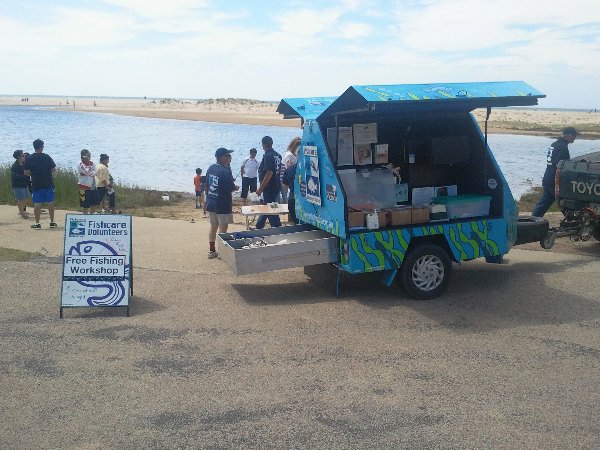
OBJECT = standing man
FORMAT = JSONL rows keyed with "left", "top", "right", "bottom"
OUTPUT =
{"left": 255, "top": 136, "right": 282, "bottom": 229}
{"left": 96, "top": 154, "right": 116, "bottom": 213}
{"left": 11, "top": 150, "right": 31, "bottom": 219}
{"left": 206, "top": 147, "right": 239, "bottom": 259}
{"left": 240, "top": 148, "right": 259, "bottom": 206}
{"left": 78, "top": 149, "right": 97, "bottom": 215}
{"left": 532, "top": 127, "right": 577, "bottom": 218}
{"left": 24, "top": 139, "right": 57, "bottom": 229}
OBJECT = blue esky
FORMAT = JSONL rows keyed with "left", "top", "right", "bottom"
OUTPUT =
{"left": 1, "top": 0, "right": 599, "bottom": 108}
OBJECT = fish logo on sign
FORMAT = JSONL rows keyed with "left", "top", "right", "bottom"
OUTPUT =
{"left": 69, "top": 219, "right": 86, "bottom": 237}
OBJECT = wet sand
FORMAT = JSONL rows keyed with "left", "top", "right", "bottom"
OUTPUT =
{"left": 3, "top": 96, "right": 599, "bottom": 137}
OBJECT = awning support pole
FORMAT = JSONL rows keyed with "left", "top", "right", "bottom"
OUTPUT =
{"left": 483, "top": 107, "right": 492, "bottom": 190}
{"left": 484, "top": 106, "right": 491, "bottom": 146}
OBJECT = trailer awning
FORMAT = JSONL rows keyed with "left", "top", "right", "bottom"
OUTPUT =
{"left": 277, "top": 97, "right": 338, "bottom": 120}
{"left": 317, "top": 81, "right": 545, "bottom": 119}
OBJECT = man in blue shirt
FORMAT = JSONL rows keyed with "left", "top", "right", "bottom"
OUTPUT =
{"left": 206, "top": 147, "right": 238, "bottom": 259}
{"left": 532, "top": 127, "right": 577, "bottom": 218}
{"left": 255, "top": 136, "right": 282, "bottom": 229}
{"left": 23, "top": 139, "right": 57, "bottom": 229}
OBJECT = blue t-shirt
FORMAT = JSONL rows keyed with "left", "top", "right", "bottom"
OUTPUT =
{"left": 206, "top": 163, "right": 235, "bottom": 214}
{"left": 258, "top": 148, "right": 282, "bottom": 191}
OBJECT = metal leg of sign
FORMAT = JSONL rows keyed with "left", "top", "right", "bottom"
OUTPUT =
{"left": 59, "top": 307, "right": 63, "bottom": 319}
{"left": 126, "top": 306, "right": 130, "bottom": 317}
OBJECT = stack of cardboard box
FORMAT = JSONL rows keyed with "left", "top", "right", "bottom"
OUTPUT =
{"left": 347, "top": 206, "right": 430, "bottom": 229}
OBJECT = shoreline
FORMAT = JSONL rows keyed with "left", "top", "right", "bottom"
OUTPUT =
{"left": 2, "top": 95, "right": 599, "bottom": 138}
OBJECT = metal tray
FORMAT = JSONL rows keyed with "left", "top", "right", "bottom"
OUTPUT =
{"left": 218, "top": 225, "right": 339, "bottom": 275}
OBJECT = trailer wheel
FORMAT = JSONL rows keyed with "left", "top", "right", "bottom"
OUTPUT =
{"left": 540, "top": 232, "right": 556, "bottom": 249}
{"left": 399, "top": 244, "right": 452, "bottom": 300}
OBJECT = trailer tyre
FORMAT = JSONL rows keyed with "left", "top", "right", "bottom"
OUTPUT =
{"left": 540, "top": 232, "right": 556, "bottom": 249}
{"left": 399, "top": 244, "right": 452, "bottom": 300}
{"left": 593, "top": 226, "right": 600, "bottom": 241}
{"left": 515, "top": 215, "right": 549, "bottom": 245}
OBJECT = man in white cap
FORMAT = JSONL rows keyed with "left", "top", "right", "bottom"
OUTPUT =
{"left": 205, "top": 147, "right": 239, "bottom": 259}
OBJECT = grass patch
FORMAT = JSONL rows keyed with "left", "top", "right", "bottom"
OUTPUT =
{"left": 516, "top": 186, "right": 559, "bottom": 213}
{"left": 0, "top": 247, "right": 39, "bottom": 262}
{"left": 0, "top": 164, "right": 190, "bottom": 216}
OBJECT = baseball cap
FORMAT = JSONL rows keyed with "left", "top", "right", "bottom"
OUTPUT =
{"left": 562, "top": 127, "right": 577, "bottom": 136}
{"left": 215, "top": 147, "right": 234, "bottom": 158}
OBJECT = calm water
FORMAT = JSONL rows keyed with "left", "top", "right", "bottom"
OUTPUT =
{"left": 1, "top": 106, "right": 598, "bottom": 199}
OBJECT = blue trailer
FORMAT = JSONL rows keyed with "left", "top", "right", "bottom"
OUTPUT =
{"left": 219, "top": 81, "right": 545, "bottom": 299}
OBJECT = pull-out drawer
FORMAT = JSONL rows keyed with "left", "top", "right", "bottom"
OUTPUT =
{"left": 218, "top": 225, "right": 339, "bottom": 275}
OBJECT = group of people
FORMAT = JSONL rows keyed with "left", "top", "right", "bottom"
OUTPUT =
{"left": 10, "top": 138, "right": 116, "bottom": 229}
{"left": 77, "top": 149, "right": 116, "bottom": 215}
{"left": 202, "top": 135, "right": 301, "bottom": 259}
{"left": 11, "top": 139, "right": 57, "bottom": 228}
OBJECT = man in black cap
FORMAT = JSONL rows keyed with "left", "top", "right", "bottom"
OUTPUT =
{"left": 532, "top": 127, "right": 577, "bottom": 218}
{"left": 205, "top": 147, "right": 239, "bottom": 259}
{"left": 255, "top": 136, "right": 282, "bottom": 229}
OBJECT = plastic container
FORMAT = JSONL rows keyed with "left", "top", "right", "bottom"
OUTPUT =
{"left": 431, "top": 194, "right": 491, "bottom": 219}
{"left": 339, "top": 168, "right": 397, "bottom": 210}
{"left": 366, "top": 210, "right": 379, "bottom": 229}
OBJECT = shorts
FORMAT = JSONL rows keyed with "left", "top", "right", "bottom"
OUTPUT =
{"left": 241, "top": 177, "right": 257, "bottom": 198}
{"left": 32, "top": 187, "right": 55, "bottom": 204}
{"left": 79, "top": 189, "right": 97, "bottom": 208}
{"left": 96, "top": 187, "right": 116, "bottom": 208}
{"left": 208, "top": 212, "right": 233, "bottom": 226}
{"left": 13, "top": 187, "right": 30, "bottom": 201}
{"left": 195, "top": 190, "right": 204, "bottom": 198}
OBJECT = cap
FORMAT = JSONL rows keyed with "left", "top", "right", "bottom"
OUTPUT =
{"left": 215, "top": 147, "right": 234, "bottom": 158}
{"left": 562, "top": 127, "right": 577, "bottom": 136}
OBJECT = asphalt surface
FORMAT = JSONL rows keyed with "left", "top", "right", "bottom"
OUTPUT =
{"left": 0, "top": 205, "right": 599, "bottom": 449}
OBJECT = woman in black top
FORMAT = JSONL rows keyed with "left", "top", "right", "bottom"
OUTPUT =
{"left": 11, "top": 150, "right": 31, "bottom": 218}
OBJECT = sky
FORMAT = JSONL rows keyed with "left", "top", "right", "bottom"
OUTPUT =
{"left": 1, "top": 0, "right": 599, "bottom": 109}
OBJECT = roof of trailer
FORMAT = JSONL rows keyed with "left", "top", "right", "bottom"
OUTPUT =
{"left": 276, "top": 97, "right": 338, "bottom": 120}
{"left": 317, "top": 81, "right": 545, "bottom": 119}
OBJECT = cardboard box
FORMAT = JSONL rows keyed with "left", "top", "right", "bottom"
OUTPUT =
{"left": 411, "top": 206, "right": 430, "bottom": 224}
{"left": 377, "top": 211, "right": 387, "bottom": 227}
{"left": 348, "top": 211, "right": 365, "bottom": 228}
{"left": 389, "top": 207, "right": 411, "bottom": 226}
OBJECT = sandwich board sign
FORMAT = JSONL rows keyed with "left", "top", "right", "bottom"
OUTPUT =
{"left": 60, "top": 214, "right": 133, "bottom": 318}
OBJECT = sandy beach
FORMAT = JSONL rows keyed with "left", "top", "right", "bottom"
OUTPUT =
{"left": 2, "top": 95, "right": 599, "bottom": 138}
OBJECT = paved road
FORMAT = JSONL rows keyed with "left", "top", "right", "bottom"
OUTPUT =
{"left": 1, "top": 206, "right": 599, "bottom": 448}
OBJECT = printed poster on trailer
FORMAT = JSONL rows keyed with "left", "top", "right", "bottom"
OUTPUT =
{"left": 61, "top": 214, "right": 132, "bottom": 313}
{"left": 303, "top": 145, "right": 321, "bottom": 206}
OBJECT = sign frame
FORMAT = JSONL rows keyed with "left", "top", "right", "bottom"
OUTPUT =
{"left": 60, "top": 213, "right": 133, "bottom": 318}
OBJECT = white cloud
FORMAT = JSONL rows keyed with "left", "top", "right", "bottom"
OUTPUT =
{"left": 336, "top": 22, "right": 372, "bottom": 39}
{"left": 102, "top": 0, "right": 209, "bottom": 19}
{"left": 0, "top": 0, "right": 598, "bottom": 107}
